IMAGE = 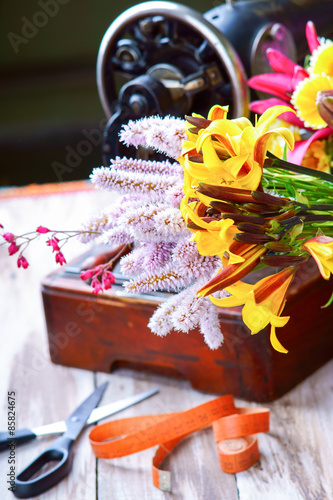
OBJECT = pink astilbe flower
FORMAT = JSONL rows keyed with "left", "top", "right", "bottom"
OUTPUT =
{"left": 165, "top": 185, "right": 184, "bottom": 208}
{"left": 124, "top": 264, "right": 190, "bottom": 293}
{"left": 148, "top": 278, "right": 225, "bottom": 348}
{"left": 118, "top": 204, "right": 162, "bottom": 242}
{"left": 90, "top": 167, "right": 180, "bottom": 203}
{"left": 120, "top": 243, "right": 175, "bottom": 276}
{"left": 147, "top": 291, "right": 180, "bottom": 337}
{"left": 171, "top": 292, "right": 207, "bottom": 333}
{"left": 120, "top": 246, "right": 146, "bottom": 276}
{"left": 153, "top": 207, "right": 188, "bottom": 241}
{"left": 78, "top": 212, "right": 114, "bottom": 243}
{"left": 199, "top": 301, "right": 224, "bottom": 349}
{"left": 111, "top": 157, "right": 183, "bottom": 177}
{"left": 147, "top": 281, "right": 203, "bottom": 337}
{"left": 103, "top": 226, "right": 133, "bottom": 246}
{"left": 171, "top": 240, "right": 220, "bottom": 279}
{"left": 119, "top": 115, "right": 186, "bottom": 158}
{"left": 142, "top": 242, "right": 175, "bottom": 273}
{"left": 119, "top": 116, "right": 154, "bottom": 148}
{"left": 119, "top": 204, "right": 187, "bottom": 243}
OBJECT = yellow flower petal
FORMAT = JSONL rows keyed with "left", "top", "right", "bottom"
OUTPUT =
{"left": 291, "top": 74, "right": 333, "bottom": 129}
{"left": 270, "top": 326, "right": 288, "bottom": 353}
{"left": 309, "top": 40, "right": 333, "bottom": 75}
{"left": 256, "top": 105, "right": 296, "bottom": 135}
{"left": 254, "top": 127, "right": 295, "bottom": 167}
{"left": 208, "top": 105, "right": 229, "bottom": 120}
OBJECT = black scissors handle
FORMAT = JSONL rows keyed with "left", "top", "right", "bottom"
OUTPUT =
{"left": 14, "top": 435, "right": 74, "bottom": 498}
{"left": 0, "top": 429, "right": 37, "bottom": 451}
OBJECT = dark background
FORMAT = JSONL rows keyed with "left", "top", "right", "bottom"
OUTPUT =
{"left": 1, "top": 0, "right": 205, "bottom": 187}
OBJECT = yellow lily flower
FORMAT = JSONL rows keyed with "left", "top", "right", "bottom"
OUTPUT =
{"left": 197, "top": 243, "right": 267, "bottom": 296}
{"left": 209, "top": 266, "right": 297, "bottom": 353}
{"left": 303, "top": 236, "right": 333, "bottom": 279}
{"left": 181, "top": 197, "right": 242, "bottom": 263}
{"left": 180, "top": 105, "right": 295, "bottom": 192}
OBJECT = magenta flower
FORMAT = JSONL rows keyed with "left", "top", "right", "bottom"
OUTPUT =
{"left": 46, "top": 237, "right": 60, "bottom": 252}
{"left": 17, "top": 256, "right": 29, "bottom": 269}
{"left": 55, "top": 251, "right": 66, "bottom": 265}
{"left": 3, "top": 232, "right": 15, "bottom": 242}
{"left": 91, "top": 277, "right": 103, "bottom": 295}
{"left": 36, "top": 226, "right": 50, "bottom": 234}
{"left": 248, "top": 21, "right": 318, "bottom": 127}
{"left": 102, "top": 271, "right": 116, "bottom": 290}
{"left": 8, "top": 242, "right": 19, "bottom": 255}
{"left": 80, "top": 269, "right": 96, "bottom": 281}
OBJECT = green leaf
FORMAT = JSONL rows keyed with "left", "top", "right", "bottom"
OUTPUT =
{"left": 321, "top": 290, "right": 333, "bottom": 309}
{"left": 290, "top": 222, "right": 304, "bottom": 241}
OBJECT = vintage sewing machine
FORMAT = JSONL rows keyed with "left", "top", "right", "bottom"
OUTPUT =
{"left": 42, "top": 0, "right": 333, "bottom": 402}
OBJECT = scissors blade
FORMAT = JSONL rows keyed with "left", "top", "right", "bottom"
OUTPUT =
{"left": 87, "top": 387, "right": 159, "bottom": 424}
{"left": 32, "top": 388, "right": 159, "bottom": 436}
{"left": 62, "top": 382, "right": 108, "bottom": 441}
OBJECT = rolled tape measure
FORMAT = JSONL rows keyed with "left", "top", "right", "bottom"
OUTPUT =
{"left": 89, "top": 395, "right": 269, "bottom": 492}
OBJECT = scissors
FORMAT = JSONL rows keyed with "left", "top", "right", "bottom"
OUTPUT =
{"left": 7, "top": 383, "right": 158, "bottom": 498}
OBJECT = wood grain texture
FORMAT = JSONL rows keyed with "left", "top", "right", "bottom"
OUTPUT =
{"left": 95, "top": 371, "right": 239, "bottom": 500}
{"left": 0, "top": 188, "right": 333, "bottom": 500}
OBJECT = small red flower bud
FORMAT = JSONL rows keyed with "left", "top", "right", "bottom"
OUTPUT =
{"left": 104, "top": 271, "right": 116, "bottom": 285}
{"left": 8, "top": 242, "right": 19, "bottom": 255}
{"left": 36, "top": 226, "right": 50, "bottom": 234}
{"left": 102, "top": 276, "right": 112, "bottom": 290}
{"left": 91, "top": 277, "right": 103, "bottom": 295}
{"left": 3, "top": 232, "right": 15, "bottom": 242}
{"left": 55, "top": 251, "right": 66, "bottom": 265}
{"left": 47, "top": 237, "right": 60, "bottom": 252}
{"left": 17, "top": 256, "right": 29, "bottom": 269}
{"left": 0, "top": 223, "right": 3, "bottom": 228}
{"left": 80, "top": 269, "right": 95, "bottom": 281}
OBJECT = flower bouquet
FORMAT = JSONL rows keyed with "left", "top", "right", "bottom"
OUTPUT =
{"left": 2, "top": 22, "right": 333, "bottom": 397}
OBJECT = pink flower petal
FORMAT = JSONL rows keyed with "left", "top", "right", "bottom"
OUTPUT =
{"left": 250, "top": 98, "right": 305, "bottom": 127}
{"left": 287, "top": 127, "right": 333, "bottom": 165}
{"left": 306, "top": 21, "right": 320, "bottom": 54}
{"left": 291, "top": 66, "right": 309, "bottom": 89}
{"left": 248, "top": 73, "right": 293, "bottom": 101}
{"left": 266, "top": 48, "right": 297, "bottom": 76}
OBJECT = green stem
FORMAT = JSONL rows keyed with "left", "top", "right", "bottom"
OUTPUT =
{"left": 266, "top": 153, "right": 333, "bottom": 183}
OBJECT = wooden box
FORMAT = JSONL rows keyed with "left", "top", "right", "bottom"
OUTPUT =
{"left": 42, "top": 246, "right": 333, "bottom": 402}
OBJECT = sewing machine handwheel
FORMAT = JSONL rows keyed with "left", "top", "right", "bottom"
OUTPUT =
{"left": 97, "top": 1, "right": 249, "bottom": 134}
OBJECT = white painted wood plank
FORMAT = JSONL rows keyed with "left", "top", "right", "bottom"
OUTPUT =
{"left": 1, "top": 188, "right": 333, "bottom": 500}
{"left": 235, "top": 360, "right": 333, "bottom": 500}
{"left": 0, "top": 188, "right": 112, "bottom": 500}
{"left": 95, "top": 370, "right": 239, "bottom": 500}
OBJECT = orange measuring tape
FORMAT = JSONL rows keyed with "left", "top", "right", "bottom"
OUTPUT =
{"left": 89, "top": 395, "right": 269, "bottom": 492}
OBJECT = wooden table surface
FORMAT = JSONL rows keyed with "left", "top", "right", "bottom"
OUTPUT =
{"left": 1, "top": 185, "right": 333, "bottom": 500}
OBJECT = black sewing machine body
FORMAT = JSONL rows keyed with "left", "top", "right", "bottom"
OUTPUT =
{"left": 96, "top": 0, "right": 333, "bottom": 162}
